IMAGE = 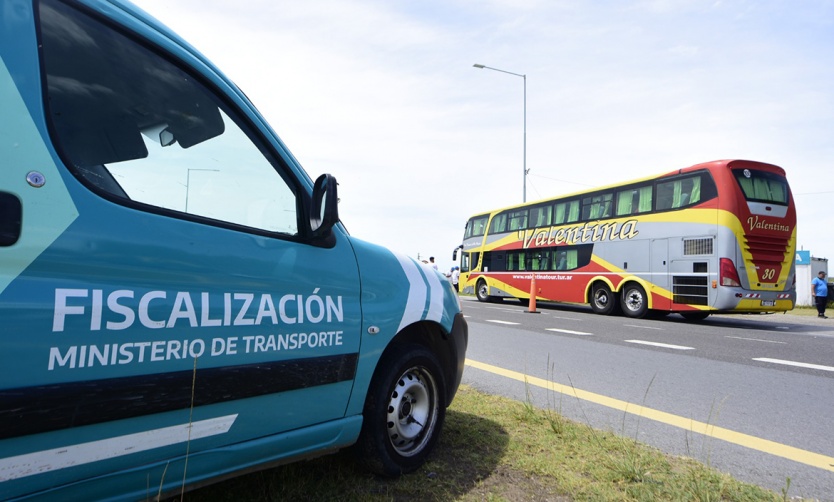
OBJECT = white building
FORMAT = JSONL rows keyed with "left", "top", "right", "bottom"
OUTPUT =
{"left": 795, "top": 250, "right": 828, "bottom": 306}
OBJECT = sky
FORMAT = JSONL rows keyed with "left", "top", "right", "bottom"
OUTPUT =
{"left": 131, "top": 0, "right": 834, "bottom": 273}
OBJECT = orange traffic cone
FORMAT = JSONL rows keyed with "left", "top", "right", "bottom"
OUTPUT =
{"left": 526, "top": 275, "right": 539, "bottom": 314}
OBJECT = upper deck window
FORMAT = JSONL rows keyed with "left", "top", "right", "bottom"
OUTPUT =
{"left": 464, "top": 215, "right": 489, "bottom": 238}
{"left": 553, "top": 200, "right": 580, "bottom": 225}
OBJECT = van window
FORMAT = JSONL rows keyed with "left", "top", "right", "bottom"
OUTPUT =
{"left": 39, "top": 0, "right": 299, "bottom": 235}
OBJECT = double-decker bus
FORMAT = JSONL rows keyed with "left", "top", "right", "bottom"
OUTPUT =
{"left": 454, "top": 160, "right": 796, "bottom": 320}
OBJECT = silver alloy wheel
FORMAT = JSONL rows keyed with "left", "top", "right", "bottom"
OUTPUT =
{"left": 623, "top": 287, "right": 644, "bottom": 313}
{"left": 386, "top": 366, "right": 439, "bottom": 457}
{"left": 620, "top": 283, "right": 648, "bottom": 318}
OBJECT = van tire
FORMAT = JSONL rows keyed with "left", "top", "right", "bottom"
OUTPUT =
{"left": 357, "top": 343, "right": 447, "bottom": 476}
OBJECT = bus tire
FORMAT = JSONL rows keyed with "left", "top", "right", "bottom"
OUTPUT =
{"left": 620, "top": 282, "right": 648, "bottom": 318}
{"left": 476, "top": 280, "right": 490, "bottom": 302}
{"left": 590, "top": 282, "right": 618, "bottom": 315}
{"left": 680, "top": 312, "right": 710, "bottom": 321}
{"left": 357, "top": 343, "right": 446, "bottom": 477}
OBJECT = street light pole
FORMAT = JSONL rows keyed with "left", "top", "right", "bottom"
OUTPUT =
{"left": 473, "top": 63, "right": 527, "bottom": 202}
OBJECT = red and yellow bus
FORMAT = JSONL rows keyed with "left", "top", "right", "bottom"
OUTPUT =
{"left": 454, "top": 160, "right": 796, "bottom": 320}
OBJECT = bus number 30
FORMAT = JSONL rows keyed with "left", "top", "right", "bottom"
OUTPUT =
{"left": 761, "top": 268, "right": 776, "bottom": 280}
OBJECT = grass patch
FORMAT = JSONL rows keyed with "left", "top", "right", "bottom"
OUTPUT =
{"left": 175, "top": 385, "right": 800, "bottom": 501}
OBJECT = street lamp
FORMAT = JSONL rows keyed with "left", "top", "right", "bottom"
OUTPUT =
{"left": 473, "top": 63, "right": 527, "bottom": 202}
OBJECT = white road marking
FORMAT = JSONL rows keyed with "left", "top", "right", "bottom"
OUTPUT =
{"left": 625, "top": 340, "right": 695, "bottom": 350}
{"left": 486, "top": 320, "right": 520, "bottom": 325}
{"left": 753, "top": 358, "right": 834, "bottom": 372}
{"left": 546, "top": 328, "right": 592, "bottom": 336}
{"left": 725, "top": 336, "right": 786, "bottom": 344}
{"left": 624, "top": 324, "right": 663, "bottom": 330}
{"left": 485, "top": 306, "right": 523, "bottom": 313}
{"left": 551, "top": 316, "right": 582, "bottom": 321}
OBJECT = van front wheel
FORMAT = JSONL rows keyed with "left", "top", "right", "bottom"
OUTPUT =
{"left": 357, "top": 344, "right": 447, "bottom": 476}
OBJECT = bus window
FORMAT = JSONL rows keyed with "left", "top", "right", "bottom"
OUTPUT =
{"left": 616, "top": 186, "right": 652, "bottom": 216}
{"left": 581, "top": 193, "right": 613, "bottom": 220}
{"left": 616, "top": 189, "right": 635, "bottom": 216}
{"left": 554, "top": 249, "right": 579, "bottom": 270}
{"left": 549, "top": 245, "right": 593, "bottom": 271}
{"left": 734, "top": 169, "right": 789, "bottom": 204}
{"left": 465, "top": 215, "right": 489, "bottom": 238}
{"left": 554, "top": 202, "right": 567, "bottom": 224}
{"left": 490, "top": 213, "right": 507, "bottom": 233}
{"left": 530, "top": 250, "right": 542, "bottom": 270}
{"left": 508, "top": 209, "right": 528, "bottom": 231}
{"left": 657, "top": 175, "right": 711, "bottom": 210}
{"left": 530, "top": 205, "right": 552, "bottom": 228}
{"left": 461, "top": 253, "right": 471, "bottom": 272}
{"left": 554, "top": 250, "right": 568, "bottom": 270}
{"left": 554, "top": 200, "right": 580, "bottom": 224}
{"left": 636, "top": 186, "right": 653, "bottom": 213}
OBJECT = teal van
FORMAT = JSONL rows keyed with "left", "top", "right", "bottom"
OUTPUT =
{"left": 0, "top": 0, "right": 467, "bottom": 499}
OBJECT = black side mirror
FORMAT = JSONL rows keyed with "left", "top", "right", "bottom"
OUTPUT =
{"left": 311, "top": 174, "right": 339, "bottom": 245}
{"left": 452, "top": 244, "right": 463, "bottom": 261}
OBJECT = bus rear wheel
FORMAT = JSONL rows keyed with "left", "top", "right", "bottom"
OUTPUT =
{"left": 476, "top": 280, "right": 490, "bottom": 302}
{"left": 590, "top": 283, "right": 618, "bottom": 315}
{"left": 620, "top": 283, "right": 648, "bottom": 318}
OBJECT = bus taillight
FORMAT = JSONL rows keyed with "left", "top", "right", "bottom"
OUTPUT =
{"left": 720, "top": 258, "right": 741, "bottom": 287}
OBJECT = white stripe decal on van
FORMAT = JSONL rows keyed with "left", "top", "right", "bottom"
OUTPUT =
{"left": 421, "top": 265, "right": 444, "bottom": 323}
{"left": 394, "top": 254, "right": 428, "bottom": 332}
{"left": 0, "top": 414, "right": 237, "bottom": 481}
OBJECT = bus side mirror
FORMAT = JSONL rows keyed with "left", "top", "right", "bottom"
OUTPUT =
{"left": 310, "top": 174, "right": 339, "bottom": 246}
{"left": 452, "top": 244, "right": 463, "bottom": 261}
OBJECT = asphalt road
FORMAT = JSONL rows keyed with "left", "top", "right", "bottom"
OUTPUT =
{"left": 459, "top": 296, "right": 834, "bottom": 501}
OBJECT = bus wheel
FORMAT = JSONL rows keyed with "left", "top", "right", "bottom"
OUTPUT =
{"left": 590, "top": 283, "right": 618, "bottom": 315}
{"left": 476, "top": 280, "right": 490, "bottom": 302}
{"left": 620, "top": 283, "right": 648, "bottom": 318}
{"left": 681, "top": 312, "right": 710, "bottom": 321}
{"left": 357, "top": 343, "right": 446, "bottom": 476}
